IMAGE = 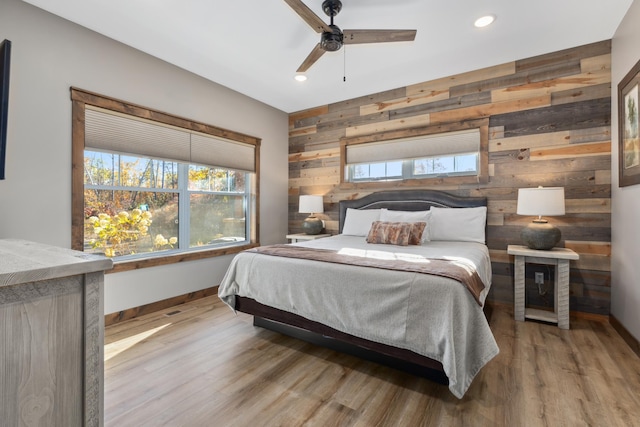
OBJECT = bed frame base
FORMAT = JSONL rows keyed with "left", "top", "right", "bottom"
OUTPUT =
{"left": 236, "top": 296, "right": 448, "bottom": 385}
{"left": 254, "top": 316, "right": 449, "bottom": 384}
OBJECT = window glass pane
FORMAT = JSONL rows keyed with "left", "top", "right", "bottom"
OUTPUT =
{"left": 350, "top": 161, "right": 404, "bottom": 181}
{"left": 190, "top": 194, "right": 245, "bottom": 246}
{"left": 369, "top": 162, "right": 386, "bottom": 178}
{"left": 414, "top": 158, "right": 429, "bottom": 175}
{"left": 84, "top": 190, "right": 179, "bottom": 257}
{"left": 433, "top": 157, "right": 455, "bottom": 173}
{"left": 84, "top": 151, "right": 116, "bottom": 186}
{"left": 353, "top": 164, "right": 369, "bottom": 179}
{"left": 455, "top": 154, "right": 478, "bottom": 172}
{"left": 386, "top": 161, "right": 402, "bottom": 177}
{"left": 413, "top": 153, "right": 478, "bottom": 177}
{"left": 188, "top": 166, "right": 246, "bottom": 193}
{"left": 84, "top": 150, "right": 178, "bottom": 189}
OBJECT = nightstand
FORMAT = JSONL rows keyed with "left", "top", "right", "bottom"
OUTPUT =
{"left": 507, "top": 244, "right": 579, "bottom": 329}
{"left": 286, "top": 233, "right": 331, "bottom": 243}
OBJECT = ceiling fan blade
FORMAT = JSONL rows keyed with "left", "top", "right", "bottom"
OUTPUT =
{"left": 297, "top": 43, "right": 326, "bottom": 72}
{"left": 343, "top": 29, "right": 417, "bottom": 45}
{"left": 284, "top": 0, "right": 332, "bottom": 33}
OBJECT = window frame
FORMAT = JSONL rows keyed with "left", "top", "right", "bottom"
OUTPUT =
{"left": 71, "top": 88, "right": 260, "bottom": 273}
{"left": 340, "top": 118, "right": 489, "bottom": 188}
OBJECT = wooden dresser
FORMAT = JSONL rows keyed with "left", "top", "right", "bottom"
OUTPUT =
{"left": 0, "top": 239, "right": 113, "bottom": 426}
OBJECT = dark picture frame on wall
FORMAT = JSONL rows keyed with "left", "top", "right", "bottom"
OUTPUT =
{"left": 618, "top": 57, "right": 640, "bottom": 187}
{"left": 0, "top": 39, "right": 11, "bottom": 180}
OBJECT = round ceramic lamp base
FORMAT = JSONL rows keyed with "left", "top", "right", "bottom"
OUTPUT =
{"left": 521, "top": 220, "right": 561, "bottom": 250}
{"left": 302, "top": 217, "right": 323, "bottom": 235}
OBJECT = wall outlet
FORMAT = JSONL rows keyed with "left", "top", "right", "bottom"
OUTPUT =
{"left": 535, "top": 272, "right": 544, "bottom": 285}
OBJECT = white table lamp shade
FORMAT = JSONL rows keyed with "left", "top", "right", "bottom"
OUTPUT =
{"left": 517, "top": 187, "right": 565, "bottom": 216}
{"left": 299, "top": 195, "right": 324, "bottom": 214}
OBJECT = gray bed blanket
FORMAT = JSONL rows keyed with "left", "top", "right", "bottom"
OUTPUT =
{"left": 218, "top": 235, "right": 499, "bottom": 398}
{"left": 247, "top": 244, "right": 486, "bottom": 305}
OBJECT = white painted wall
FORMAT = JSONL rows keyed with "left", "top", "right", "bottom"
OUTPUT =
{"left": 0, "top": 0, "right": 289, "bottom": 314}
{"left": 611, "top": 0, "right": 640, "bottom": 341}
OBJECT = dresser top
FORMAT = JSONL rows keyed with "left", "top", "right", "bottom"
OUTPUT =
{"left": 0, "top": 239, "right": 113, "bottom": 287}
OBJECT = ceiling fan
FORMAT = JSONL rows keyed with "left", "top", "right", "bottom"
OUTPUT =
{"left": 284, "top": 0, "right": 417, "bottom": 73}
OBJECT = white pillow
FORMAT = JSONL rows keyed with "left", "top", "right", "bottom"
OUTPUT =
{"left": 380, "top": 209, "right": 431, "bottom": 242}
{"left": 342, "top": 208, "right": 381, "bottom": 236}
{"left": 429, "top": 206, "right": 487, "bottom": 244}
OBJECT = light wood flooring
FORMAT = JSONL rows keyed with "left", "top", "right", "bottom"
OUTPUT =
{"left": 104, "top": 296, "right": 640, "bottom": 426}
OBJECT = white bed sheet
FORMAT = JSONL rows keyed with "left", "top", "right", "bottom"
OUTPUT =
{"left": 218, "top": 235, "right": 499, "bottom": 398}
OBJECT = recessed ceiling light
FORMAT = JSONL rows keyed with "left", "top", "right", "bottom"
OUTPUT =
{"left": 294, "top": 74, "right": 307, "bottom": 82}
{"left": 474, "top": 15, "right": 495, "bottom": 28}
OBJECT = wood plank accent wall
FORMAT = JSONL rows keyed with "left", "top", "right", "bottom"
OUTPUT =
{"left": 288, "top": 40, "right": 612, "bottom": 315}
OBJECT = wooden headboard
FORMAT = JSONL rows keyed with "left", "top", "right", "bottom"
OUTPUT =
{"left": 338, "top": 190, "right": 487, "bottom": 234}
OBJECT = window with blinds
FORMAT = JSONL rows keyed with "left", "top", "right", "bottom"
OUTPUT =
{"left": 344, "top": 128, "right": 482, "bottom": 182}
{"left": 82, "top": 106, "right": 257, "bottom": 260}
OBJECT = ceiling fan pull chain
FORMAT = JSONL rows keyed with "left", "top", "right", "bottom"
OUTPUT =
{"left": 343, "top": 46, "right": 346, "bottom": 82}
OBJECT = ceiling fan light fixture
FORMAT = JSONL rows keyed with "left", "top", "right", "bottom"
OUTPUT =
{"left": 474, "top": 15, "right": 496, "bottom": 28}
{"left": 320, "top": 27, "right": 343, "bottom": 52}
{"left": 294, "top": 73, "right": 307, "bottom": 82}
{"left": 321, "top": 26, "right": 344, "bottom": 51}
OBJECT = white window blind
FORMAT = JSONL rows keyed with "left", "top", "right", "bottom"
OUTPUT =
{"left": 190, "top": 133, "right": 254, "bottom": 172}
{"left": 346, "top": 128, "right": 480, "bottom": 165}
{"left": 85, "top": 107, "right": 256, "bottom": 172}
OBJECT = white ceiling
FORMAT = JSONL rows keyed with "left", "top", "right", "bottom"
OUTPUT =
{"left": 23, "top": 0, "right": 633, "bottom": 113}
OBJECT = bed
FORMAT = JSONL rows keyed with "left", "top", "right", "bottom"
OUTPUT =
{"left": 218, "top": 189, "right": 499, "bottom": 398}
